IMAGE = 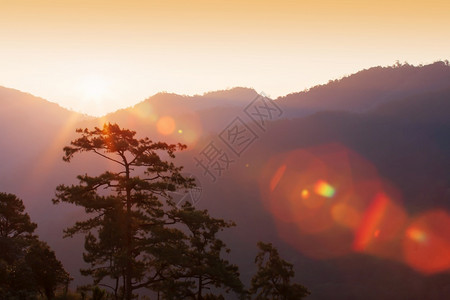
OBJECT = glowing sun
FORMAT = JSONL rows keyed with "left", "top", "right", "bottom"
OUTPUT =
{"left": 81, "top": 74, "right": 109, "bottom": 100}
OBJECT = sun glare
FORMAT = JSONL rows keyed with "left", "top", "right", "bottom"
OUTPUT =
{"left": 81, "top": 74, "right": 109, "bottom": 101}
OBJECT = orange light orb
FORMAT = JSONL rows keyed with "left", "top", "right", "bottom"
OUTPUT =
{"left": 301, "top": 189, "right": 310, "bottom": 199}
{"left": 156, "top": 116, "right": 176, "bottom": 135}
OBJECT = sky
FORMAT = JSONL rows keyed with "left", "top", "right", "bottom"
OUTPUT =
{"left": 1, "top": 0, "right": 449, "bottom": 116}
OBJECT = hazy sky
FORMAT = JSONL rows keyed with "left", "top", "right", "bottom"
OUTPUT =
{"left": 1, "top": 0, "right": 449, "bottom": 116}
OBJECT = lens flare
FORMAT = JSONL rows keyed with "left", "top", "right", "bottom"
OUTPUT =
{"left": 403, "top": 210, "right": 450, "bottom": 274}
{"left": 314, "top": 180, "right": 335, "bottom": 198}
{"left": 260, "top": 143, "right": 447, "bottom": 273}
{"left": 169, "top": 113, "right": 203, "bottom": 147}
{"left": 406, "top": 228, "right": 427, "bottom": 243}
{"left": 301, "top": 189, "right": 310, "bottom": 199}
{"left": 353, "top": 193, "right": 389, "bottom": 251}
{"left": 133, "top": 101, "right": 159, "bottom": 122}
{"left": 156, "top": 116, "right": 176, "bottom": 135}
{"left": 260, "top": 143, "right": 389, "bottom": 259}
{"left": 270, "top": 164, "right": 286, "bottom": 192}
{"left": 259, "top": 143, "right": 413, "bottom": 263}
{"left": 299, "top": 187, "right": 326, "bottom": 210}
{"left": 331, "top": 202, "right": 361, "bottom": 230}
{"left": 353, "top": 191, "right": 407, "bottom": 260}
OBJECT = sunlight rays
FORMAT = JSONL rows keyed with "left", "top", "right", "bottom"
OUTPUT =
{"left": 24, "top": 113, "right": 83, "bottom": 194}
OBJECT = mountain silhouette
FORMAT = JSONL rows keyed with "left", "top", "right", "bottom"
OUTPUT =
{"left": 0, "top": 62, "right": 449, "bottom": 299}
{"left": 278, "top": 61, "right": 450, "bottom": 117}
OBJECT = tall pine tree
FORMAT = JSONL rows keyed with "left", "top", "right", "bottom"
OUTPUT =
{"left": 53, "top": 123, "right": 195, "bottom": 299}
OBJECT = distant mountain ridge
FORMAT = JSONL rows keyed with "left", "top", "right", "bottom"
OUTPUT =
{"left": 278, "top": 61, "right": 450, "bottom": 117}
{"left": 101, "top": 61, "right": 450, "bottom": 120}
{"left": 0, "top": 86, "right": 89, "bottom": 182}
{"left": 0, "top": 61, "right": 449, "bottom": 299}
{"left": 2, "top": 61, "right": 449, "bottom": 121}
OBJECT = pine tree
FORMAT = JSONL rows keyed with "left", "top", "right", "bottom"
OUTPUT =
{"left": 250, "top": 242, "right": 310, "bottom": 300}
{"left": 156, "top": 203, "right": 245, "bottom": 299}
{"left": 53, "top": 123, "right": 194, "bottom": 299}
{"left": 0, "top": 192, "right": 70, "bottom": 299}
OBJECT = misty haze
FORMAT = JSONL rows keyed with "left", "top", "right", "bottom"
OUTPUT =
{"left": 1, "top": 1, "right": 450, "bottom": 299}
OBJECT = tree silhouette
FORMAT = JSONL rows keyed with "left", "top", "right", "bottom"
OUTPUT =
{"left": 0, "top": 192, "right": 37, "bottom": 298}
{"left": 25, "top": 240, "right": 71, "bottom": 299}
{"left": 250, "top": 242, "right": 310, "bottom": 300}
{"left": 0, "top": 192, "right": 70, "bottom": 299}
{"left": 0, "top": 192, "right": 36, "bottom": 241}
{"left": 155, "top": 203, "right": 245, "bottom": 299}
{"left": 53, "top": 123, "right": 197, "bottom": 299}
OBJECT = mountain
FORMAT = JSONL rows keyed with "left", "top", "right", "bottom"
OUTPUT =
{"left": 186, "top": 84, "right": 450, "bottom": 299}
{"left": 103, "top": 87, "right": 261, "bottom": 138}
{"left": 0, "top": 87, "right": 90, "bottom": 185}
{"left": 277, "top": 61, "right": 450, "bottom": 117}
{"left": 0, "top": 62, "right": 449, "bottom": 299}
{"left": 188, "top": 86, "right": 450, "bottom": 300}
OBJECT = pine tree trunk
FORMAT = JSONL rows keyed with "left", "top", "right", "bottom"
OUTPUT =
{"left": 125, "top": 164, "right": 133, "bottom": 300}
{"left": 45, "top": 287, "right": 54, "bottom": 300}
{"left": 198, "top": 276, "right": 203, "bottom": 300}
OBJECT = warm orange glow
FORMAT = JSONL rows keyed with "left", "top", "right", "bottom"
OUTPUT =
{"left": 353, "top": 193, "right": 389, "bottom": 251}
{"left": 406, "top": 228, "right": 427, "bottom": 243}
{"left": 133, "top": 102, "right": 159, "bottom": 122}
{"left": 1, "top": 1, "right": 449, "bottom": 115}
{"left": 353, "top": 191, "right": 407, "bottom": 260}
{"left": 314, "top": 180, "right": 335, "bottom": 198}
{"left": 270, "top": 165, "right": 286, "bottom": 191}
{"left": 81, "top": 74, "right": 108, "bottom": 100}
{"left": 126, "top": 102, "right": 203, "bottom": 146}
{"left": 301, "top": 192, "right": 325, "bottom": 210}
{"left": 259, "top": 143, "right": 414, "bottom": 262}
{"left": 403, "top": 210, "right": 450, "bottom": 274}
{"left": 156, "top": 116, "right": 176, "bottom": 135}
{"left": 301, "top": 189, "right": 310, "bottom": 199}
{"left": 24, "top": 113, "right": 83, "bottom": 190}
{"left": 331, "top": 203, "right": 361, "bottom": 230}
{"left": 170, "top": 114, "right": 203, "bottom": 147}
{"left": 260, "top": 143, "right": 386, "bottom": 259}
